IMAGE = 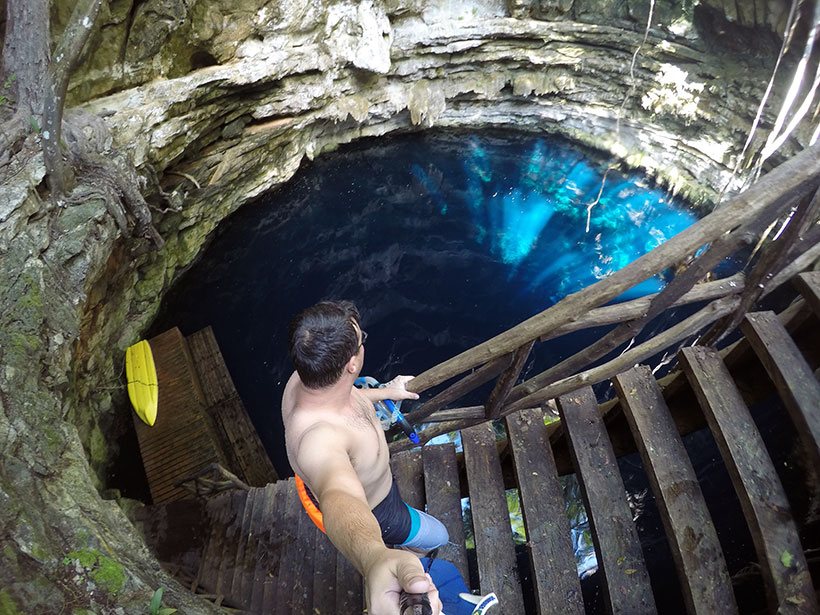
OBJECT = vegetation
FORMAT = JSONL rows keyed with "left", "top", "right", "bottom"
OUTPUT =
{"left": 149, "top": 587, "right": 178, "bottom": 615}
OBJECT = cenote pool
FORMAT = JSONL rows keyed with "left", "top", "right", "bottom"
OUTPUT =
{"left": 144, "top": 129, "right": 784, "bottom": 613}
{"left": 151, "top": 129, "right": 697, "bottom": 471}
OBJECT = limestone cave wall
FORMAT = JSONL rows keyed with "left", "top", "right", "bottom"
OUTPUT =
{"left": 0, "top": 0, "right": 815, "bottom": 612}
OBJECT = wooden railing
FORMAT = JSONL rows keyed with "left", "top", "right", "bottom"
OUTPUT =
{"left": 395, "top": 143, "right": 820, "bottom": 450}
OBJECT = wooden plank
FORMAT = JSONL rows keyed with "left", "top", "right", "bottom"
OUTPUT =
{"left": 196, "top": 492, "right": 232, "bottom": 593}
{"left": 558, "top": 387, "right": 657, "bottom": 614}
{"left": 239, "top": 486, "right": 268, "bottom": 602}
{"left": 614, "top": 366, "right": 737, "bottom": 614}
{"left": 261, "top": 481, "right": 289, "bottom": 613}
{"left": 275, "top": 479, "right": 302, "bottom": 615}
{"left": 291, "top": 499, "right": 319, "bottom": 614}
{"left": 506, "top": 409, "right": 584, "bottom": 614}
{"left": 741, "top": 311, "right": 820, "bottom": 472}
{"left": 250, "top": 483, "right": 277, "bottom": 612}
{"left": 207, "top": 397, "right": 278, "bottom": 486}
{"left": 227, "top": 488, "right": 257, "bottom": 608}
{"left": 391, "top": 449, "right": 424, "bottom": 510}
{"left": 461, "top": 422, "right": 525, "bottom": 612}
{"left": 216, "top": 490, "right": 247, "bottom": 603}
{"left": 336, "top": 550, "right": 363, "bottom": 614}
{"left": 680, "top": 346, "right": 819, "bottom": 613}
{"left": 422, "top": 444, "right": 469, "bottom": 582}
{"left": 312, "top": 531, "right": 337, "bottom": 615}
{"left": 794, "top": 271, "right": 820, "bottom": 319}
{"left": 186, "top": 326, "right": 238, "bottom": 405}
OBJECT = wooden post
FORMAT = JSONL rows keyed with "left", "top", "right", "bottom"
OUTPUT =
{"left": 485, "top": 341, "right": 534, "bottom": 419}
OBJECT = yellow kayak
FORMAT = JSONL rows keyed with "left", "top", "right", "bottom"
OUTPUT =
{"left": 125, "top": 340, "right": 158, "bottom": 426}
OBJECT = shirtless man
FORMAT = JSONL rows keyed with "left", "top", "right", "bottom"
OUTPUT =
{"left": 282, "top": 300, "right": 447, "bottom": 615}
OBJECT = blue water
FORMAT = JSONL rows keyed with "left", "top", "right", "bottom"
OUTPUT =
{"left": 151, "top": 130, "right": 697, "bottom": 474}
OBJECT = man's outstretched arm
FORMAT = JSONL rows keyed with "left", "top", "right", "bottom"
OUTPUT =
{"left": 358, "top": 375, "right": 420, "bottom": 404}
{"left": 295, "top": 425, "right": 440, "bottom": 615}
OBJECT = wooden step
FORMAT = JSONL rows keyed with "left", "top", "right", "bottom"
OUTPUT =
{"left": 291, "top": 497, "right": 320, "bottom": 613}
{"left": 741, "top": 311, "right": 820, "bottom": 473}
{"left": 391, "top": 449, "right": 424, "bottom": 510}
{"left": 312, "top": 531, "right": 337, "bottom": 614}
{"left": 462, "top": 422, "right": 525, "bottom": 612}
{"left": 242, "top": 485, "right": 270, "bottom": 601}
{"left": 336, "top": 549, "right": 363, "bottom": 613}
{"left": 249, "top": 483, "right": 279, "bottom": 613}
{"left": 680, "top": 346, "right": 819, "bottom": 613}
{"left": 422, "top": 443, "right": 470, "bottom": 583}
{"left": 260, "top": 481, "right": 289, "bottom": 612}
{"left": 794, "top": 271, "right": 820, "bottom": 318}
{"left": 558, "top": 386, "right": 657, "bottom": 614}
{"left": 217, "top": 490, "right": 249, "bottom": 605}
{"left": 226, "top": 488, "right": 257, "bottom": 608}
{"left": 614, "top": 366, "right": 736, "bottom": 614}
{"left": 506, "top": 408, "right": 584, "bottom": 614}
{"left": 274, "top": 479, "right": 302, "bottom": 615}
{"left": 197, "top": 490, "right": 236, "bottom": 594}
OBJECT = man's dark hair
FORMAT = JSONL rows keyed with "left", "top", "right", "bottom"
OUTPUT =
{"left": 289, "top": 300, "right": 361, "bottom": 389}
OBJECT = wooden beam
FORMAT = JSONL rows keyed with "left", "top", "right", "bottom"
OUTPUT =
{"left": 680, "top": 346, "right": 819, "bottom": 613}
{"left": 614, "top": 366, "right": 736, "bottom": 615}
{"left": 462, "top": 422, "right": 525, "bottom": 612}
{"left": 486, "top": 341, "right": 534, "bottom": 419}
{"left": 506, "top": 409, "right": 584, "bottom": 614}
{"left": 741, "top": 311, "right": 820, "bottom": 474}
{"left": 539, "top": 273, "right": 745, "bottom": 342}
{"left": 558, "top": 387, "right": 657, "bottom": 614}
{"left": 506, "top": 295, "right": 740, "bottom": 413}
{"left": 409, "top": 354, "right": 512, "bottom": 424}
{"left": 422, "top": 444, "right": 470, "bottom": 583}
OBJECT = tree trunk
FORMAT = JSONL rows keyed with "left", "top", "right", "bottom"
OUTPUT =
{"left": 42, "top": 0, "right": 104, "bottom": 196}
{"left": 1, "top": 0, "right": 50, "bottom": 114}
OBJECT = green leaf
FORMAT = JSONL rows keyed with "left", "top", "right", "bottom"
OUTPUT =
{"left": 781, "top": 550, "right": 795, "bottom": 569}
{"left": 158, "top": 608, "right": 177, "bottom": 615}
{"left": 150, "top": 587, "right": 164, "bottom": 615}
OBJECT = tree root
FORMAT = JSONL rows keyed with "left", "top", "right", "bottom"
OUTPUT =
{"left": 0, "top": 110, "right": 30, "bottom": 167}
{"left": 62, "top": 110, "right": 165, "bottom": 249}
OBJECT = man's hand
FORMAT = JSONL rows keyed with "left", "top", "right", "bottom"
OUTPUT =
{"left": 383, "top": 375, "right": 420, "bottom": 401}
{"left": 363, "top": 548, "right": 441, "bottom": 615}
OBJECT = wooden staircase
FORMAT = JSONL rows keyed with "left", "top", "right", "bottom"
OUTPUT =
{"left": 144, "top": 274, "right": 820, "bottom": 614}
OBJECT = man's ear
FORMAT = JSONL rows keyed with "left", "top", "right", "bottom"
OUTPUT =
{"left": 345, "top": 354, "right": 358, "bottom": 374}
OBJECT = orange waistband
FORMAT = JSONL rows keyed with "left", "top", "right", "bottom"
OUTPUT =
{"left": 295, "top": 475, "right": 326, "bottom": 534}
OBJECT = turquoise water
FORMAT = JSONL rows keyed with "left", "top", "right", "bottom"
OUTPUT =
{"left": 411, "top": 134, "right": 695, "bottom": 303}
{"left": 149, "top": 129, "right": 700, "bottom": 606}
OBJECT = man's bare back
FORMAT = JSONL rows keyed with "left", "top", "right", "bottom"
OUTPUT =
{"left": 283, "top": 371, "right": 393, "bottom": 508}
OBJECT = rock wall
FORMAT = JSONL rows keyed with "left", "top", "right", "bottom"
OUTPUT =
{"left": 0, "top": 0, "right": 815, "bottom": 611}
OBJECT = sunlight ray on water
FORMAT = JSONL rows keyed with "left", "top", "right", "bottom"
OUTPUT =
{"left": 413, "top": 135, "right": 695, "bottom": 303}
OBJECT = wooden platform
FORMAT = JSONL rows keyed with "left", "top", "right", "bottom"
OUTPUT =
{"left": 151, "top": 289, "right": 820, "bottom": 613}
{"left": 133, "top": 327, "right": 276, "bottom": 504}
